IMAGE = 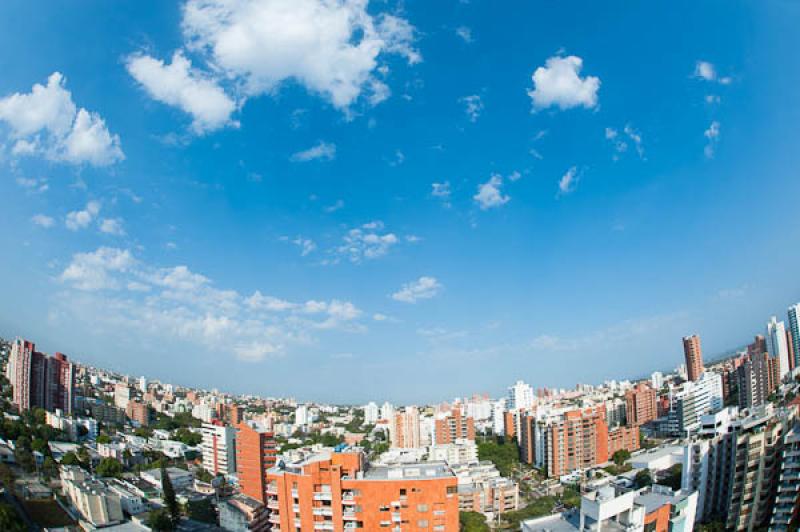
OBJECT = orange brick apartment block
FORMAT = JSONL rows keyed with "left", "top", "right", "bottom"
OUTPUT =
{"left": 625, "top": 382, "right": 658, "bottom": 427}
{"left": 236, "top": 421, "right": 279, "bottom": 504}
{"left": 434, "top": 408, "right": 475, "bottom": 444}
{"left": 265, "top": 450, "right": 459, "bottom": 531}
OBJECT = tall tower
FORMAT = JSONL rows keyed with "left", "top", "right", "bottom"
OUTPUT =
{"left": 766, "top": 316, "right": 791, "bottom": 379}
{"left": 787, "top": 303, "right": 800, "bottom": 369}
{"left": 682, "top": 334, "right": 704, "bottom": 382}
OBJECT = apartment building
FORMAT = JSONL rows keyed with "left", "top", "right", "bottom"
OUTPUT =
{"left": 202, "top": 421, "right": 237, "bottom": 476}
{"left": 236, "top": 420, "right": 278, "bottom": 504}
{"left": 770, "top": 423, "right": 800, "bottom": 531}
{"left": 392, "top": 407, "right": 421, "bottom": 449}
{"left": 683, "top": 335, "right": 705, "bottom": 382}
{"left": 219, "top": 493, "right": 270, "bottom": 532}
{"left": 265, "top": 449, "right": 458, "bottom": 531}
{"left": 625, "top": 382, "right": 657, "bottom": 427}
{"left": 60, "top": 466, "right": 125, "bottom": 528}
{"left": 6, "top": 338, "right": 74, "bottom": 414}
{"left": 451, "top": 461, "right": 519, "bottom": 518}
{"left": 434, "top": 408, "right": 475, "bottom": 445}
{"left": 682, "top": 404, "right": 796, "bottom": 530}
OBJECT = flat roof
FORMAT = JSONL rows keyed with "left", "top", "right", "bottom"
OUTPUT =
{"left": 362, "top": 462, "right": 454, "bottom": 481}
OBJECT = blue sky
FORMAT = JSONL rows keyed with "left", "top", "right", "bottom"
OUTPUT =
{"left": 1, "top": 1, "right": 800, "bottom": 404}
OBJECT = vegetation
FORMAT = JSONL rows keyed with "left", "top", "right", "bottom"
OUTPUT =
{"left": 147, "top": 508, "right": 175, "bottom": 531}
{"left": 459, "top": 511, "right": 490, "bottom": 531}
{"left": 634, "top": 468, "right": 653, "bottom": 488}
{"left": 0, "top": 503, "right": 25, "bottom": 532}
{"left": 499, "top": 496, "right": 558, "bottom": 530}
{"left": 96, "top": 457, "right": 124, "bottom": 478}
{"left": 611, "top": 449, "right": 631, "bottom": 466}
{"left": 174, "top": 427, "right": 202, "bottom": 446}
{"left": 186, "top": 498, "right": 216, "bottom": 524}
{"left": 96, "top": 433, "right": 112, "bottom": 444}
{"left": 161, "top": 462, "right": 180, "bottom": 524}
{"left": 660, "top": 464, "right": 682, "bottom": 491}
{"left": 154, "top": 412, "right": 201, "bottom": 431}
{"left": 477, "top": 437, "right": 519, "bottom": 477}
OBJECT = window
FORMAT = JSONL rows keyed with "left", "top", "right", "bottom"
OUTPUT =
{"left": 417, "top": 504, "right": 428, "bottom": 512}
{"left": 417, "top": 519, "right": 429, "bottom": 528}
{"left": 400, "top": 488, "right": 407, "bottom": 496}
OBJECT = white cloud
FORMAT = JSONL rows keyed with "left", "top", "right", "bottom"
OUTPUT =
{"left": 392, "top": 276, "right": 442, "bottom": 303}
{"left": 474, "top": 174, "right": 509, "bottom": 210}
{"left": 99, "top": 218, "right": 126, "bottom": 236}
{"left": 455, "top": 26, "right": 473, "bottom": 43}
{"left": 16, "top": 177, "right": 48, "bottom": 193}
{"left": 0, "top": 72, "right": 123, "bottom": 166}
{"left": 31, "top": 214, "right": 55, "bottom": 228}
{"left": 292, "top": 237, "right": 317, "bottom": 256}
{"left": 59, "top": 247, "right": 134, "bottom": 291}
{"left": 558, "top": 166, "right": 578, "bottom": 196}
{"left": 528, "top": 55, "right": 600, "bottom": 111}
{"left": 324, "top": 199, "right": 344, "bottom": 213}
{"left": 65, "top": 201, "right": 101, "bottom": 231}
{"left": 460, "top": 94, "right": 483, "bottom": 122}
{"left": 694, "top": 60, "right": 732, "bottom": 85}
{"left": 126, "top": 51, "right": 238, "bottom": 134}
{"left": 290, "top": 141, "right": 336, "bottom": 162}
{"left": 58, "top": 247, "right": 366, "bottom": 362}
{"left": 334, "top": 221, "right": 399, "bottom": 263}
{"left": 179, "top": 0, "right": 420, "bottom": 109}
{"left": 704, "top": 121, "right": 720, "bottom": 158}
{"left": 605, "top": 124, "right": 644, "bottom": 159}
{"left": 432, "top": 181, "right": 451, "bottom": 199}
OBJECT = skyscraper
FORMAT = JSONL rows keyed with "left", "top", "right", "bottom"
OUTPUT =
{"left": 391, "top": 406, "right": 421, "bottom": 448}
{"left": 625, "top": 382, "right": 657, "bottom": 427}
{"left": 235, "top": 421, "right": 277, "bottom": 504}
{"left": 787, "top": 303, "right": 800, "bottom": 370}
{"left": 6, "top": 338, "right": 74, "bottom": 415}
{"left": 682, "top": 335, "right": 704, "bottom": 382}
{"left": 202, "top": 421, "right": 237, "bottom": 477}
{"left": 766, "top": 316, "right": 791, "bottom": 379}
{"left": 507, "top": 380, "right": 534, "bottom": 411}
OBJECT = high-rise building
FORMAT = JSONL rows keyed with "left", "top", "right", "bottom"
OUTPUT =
{"left": 771, "top": 424, "right": 800, "bottom": 530}
{"left": 767, "top": 316, "right": 792, "bottom": 379}
{"left": 625, "top": 382, "right": 657, "bottom": 427}
{"left": 228, "top": 405, "right": 244, "bottom": 426}
{"left": 363, "top": 401, "right": 379, "bottom": 425}
{"left": 656, "top": 371, "right": 723, "bottom": 437}
{"left": 683, "top": 334, "right": 704, "bottom": 382}
{"left": 202, "top": 421, "right": 237, "bottom": 477}
{"left": 126, "top": 400, "right": 151, "bottom": 427}
{"left": 380, "top": 401, "right": 395, "bottom": 421}
{"left": 788, "top": 303, "right": 800, "bottom": 370}
{"left": 736, "top": 351, "right": 773, "bottom": 409}
{"left": 391, "top": 406, "right": 421, "bottom": 448}
{"left": 114, "top": 383, "right": 130, "bottom": 410}
{"left": 650, "top": 371, "right": 664, "bottom": 390}
{"left": 434, "top": 408, "right": 475, "bottom": 445}
{"left": 6, "top": 338, "right": 74, "bottom": 415}
{"left": 507, "top": 380, "right": 534, "bottom": 411}
{"left": 682, "top": 405, "right": 794, "bottom": 530}
{"left": 265, "top": 449, "right": 458, "bottom": 531}
{"left": 236, "top": 421, "right": 278, "bottom": 504}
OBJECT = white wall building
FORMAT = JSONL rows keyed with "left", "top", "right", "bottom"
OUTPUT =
{"left": 507, "top": 380, "right": 534, "bottom": 411}
{"left": 201, "top": 422, "right": 236, "bottom": 476}
{"left": 766, "top": 316, "right": 791, "bottom": 379}
{"left": 363, "top": 402, "right": 379, "bottom": 425}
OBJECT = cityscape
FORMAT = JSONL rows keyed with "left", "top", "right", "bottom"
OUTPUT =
{"left": 2, "top": 1, "right": 800, "bottom": 531}
{"left": 0, "top": 302, "right": 798, "bottom": 530}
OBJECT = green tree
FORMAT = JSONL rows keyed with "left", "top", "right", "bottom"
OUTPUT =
{"left": 611, "top": 449, "right": 631, "bottom": 466}
{"left": 96, "top": 457, "right": 123, "bottom": 478}
{"left": 60, "top": 451, "right": 81, "bottom": 467}
{"left": 477, "top": 437, "right": 519, "bottom": 477}
{"left": 0, "top": 503, "right": 25, "bottom": 532}
{"left": 161, "top": 462, "right": 180, "bottom": 524}
{"left": 460, "top": 511, "right": 490, "bottom": 531}
{"left": 0, "top": 463, "right": 16, "bottom": 493}
{"left": 42, "top": 457, "right": 59, "bottom": 479}
{"left": 96, "top": 433, "right": 112, "bottom": 444}
{"left": 187, "top": 498, "right": 216, "bottom": 524}
{"left": 174, "top": 428, "right": 202, "bottom": 446}
{"left": 147, "top": 508, "right": 175, "bottom": 531}
{"left": 634, "top": 468, "right": 653, "bottom": 488}
{"left": 660, "top": 464, "right": 683, "bottom": 491}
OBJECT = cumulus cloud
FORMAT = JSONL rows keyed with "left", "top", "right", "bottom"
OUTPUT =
{"left": 58, "top": 247, "right": 365, "bottom": 362}
{"left": 455, "top": 26, "right": 473, "bottom": 43}
{"left": 0, "top": 73, "right": 123, "bottom": 166}
{"left": 528, "top": 55, "right": 600, "bottom": 111}
{"left": 99, "top": 218, "right": 126, "bottom": 236}
{"left": 704, "top": 121, "right": 720, "bottom": 158}
{"left": 558, "top": 166, "right": 579, "bottom": 196}
{"left": 333, "top": 221, "right": 399, "bottom": 263}
{"left": 392, "top": 276, "right": 442, "bottom": 303}
{"left": 31, "top": 214, "right": 55, "bottom": 228}
{"left": 60, "top": 247, "right": 134, "bottom": 291}
{"left": 126, "top": 52, "right": 238, "bottom": 134}
{"left": 16, "top": 177, "right": 48, "bottom": 194}
{"left": 605, "top": 124, "right": 644, "bottom": 160}
{"left": 292, "top": 237, "right": 317, "bottom": 256}
{"left": 127, "top": 0, "right": 420, "bottom": 132}
{"left": 460, "top": 94, "right": 483, "bottom": 122}
{"left": 694, "top": 60, "right": 731, "bottom": 85}
{"left": 474, "top": 174, "right": 510, "bottom": 210}
{"left": 65, "top": 201, "right": 101, "bottom": 231}
{"left": 290, "top": 141, "right": 336, "bottom": 162}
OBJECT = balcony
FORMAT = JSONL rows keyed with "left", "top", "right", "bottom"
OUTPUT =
{"left": 342, "top": 494, "right": 357, "bottom": 504}
{"left": 313, "top": 522, "right": 335, "bottom": 531}
{"left": 266, "top": 485, "right": 279, "bottom": 495}
{"left": 268, "top": 514, "right": 281, "bottom": 524}
{"left": 267, "top": 500, "right": 280, "bottom": 510}
{"left": 343, "top": 511, "right": 358, "bottom": 520}
{"left": 344, "top": 523, "right": 359, "bottom": 530}
{"left": 291, "top": 489, "right": 299, "bottom": 498}
{"left": 313, "top": 492, "right": 333, "bottom": 501}
{"left": 313, "top": 507, "right": 333, "bottom": 517}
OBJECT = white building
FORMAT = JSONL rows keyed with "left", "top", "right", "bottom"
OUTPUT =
{"left": 507, "top": 380, "right": 534, "bottom": 411}
{"left": 201, "top": 422, "right": 237, "bottom": 476}
{"left": 380, "top": 401, "right": 395, "bottom": 421}
{"left": 428, "top": 439, "right": 479, "bottom": 465}
{"left": 363, "top": 402, "right": 379, "bottom": 425}
{"left": 295, "top": 404, "right": 309, "bottom": 427}
{"left": 766, "top": 316, "right": 791, "bottom": 379}
{"left": 60, "top": 466, "right": 124, "bottom": 528}
{"left": 492, "top": 399, "right": 506, "bottom": 436}
{"left": 650, "top": 371, "right": 664, "bottom": 390}
{"left": 113, "top": 383, "right": 130, "bottom": 410}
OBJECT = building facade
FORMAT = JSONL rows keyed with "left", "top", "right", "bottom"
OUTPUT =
{"left": 236, "top": 421, "right": 278, "bottom": 503}
{"left": 683, "top": 335, "right": 704, "bottom": 382}
{"left": 6, "top": 338, "right": 74, "bottom": 415}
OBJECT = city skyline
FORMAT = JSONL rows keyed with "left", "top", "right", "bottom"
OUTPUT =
{"left": 2, "top": 1, "right": 800, "bottom": 403}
